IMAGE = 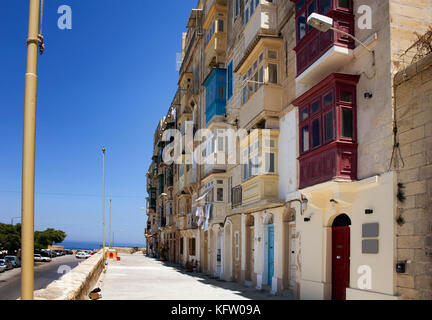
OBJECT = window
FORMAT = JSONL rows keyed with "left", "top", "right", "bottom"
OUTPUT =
{"left": 297, "top": 13, "right": 306, "bottom": 41}
{"left": 311, "top": 100, "right": 321, "bottom": 114}
{"left": 342, "top": 108, "right": 353, "bottom": 138}
{"left": 320, "top": 0, "right": 332, "bottom": 14}
{"left": 217, "top": 188, "right": 224, "bottom": 202}
{"left": 189, "top": 238, "right": 196, "bottom": 256}
{"left": 268, "top": 50, "right": 277, "bottom": 59}
{"left": 228, "top": 177, "right": 232, "bottom": 203}
{"left": 338, "top": 0, "right": 350, "bottom": 9}
{"left": 296, "top": 74, "right": 358, "bottom": 155}
{"left": 301, "top": 125, "right": 310, "bottom": 153}
{"left": 217, "top": 19, "right": 224, "bottom": 32}
{"left": 266, "top": 153, "right": 275, "bottom": 173}
{"left": 324, "top": 110, "right": 334, "bottom": 141}
{"left": 180, "top": 238, "right": 184, "bottom": 255}
{"left": 268, "top": 63, "right": 278, "bottom": 84}
{"left": 312, "top": 118, "right": 321, "bottom": 148}
{"left": 235, "top": 232, "right": 240, "bottom": 261}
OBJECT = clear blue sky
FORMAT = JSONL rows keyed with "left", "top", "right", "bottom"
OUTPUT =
{"left": 0, "top": 0, "right": 196, "bottom": 245}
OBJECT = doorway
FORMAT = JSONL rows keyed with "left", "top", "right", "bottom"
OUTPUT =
{"left": 331, "top": 214, "right": 351, "bottom": 300}
{"left": 267, "top": 224, "right": 274, "bottom": 286}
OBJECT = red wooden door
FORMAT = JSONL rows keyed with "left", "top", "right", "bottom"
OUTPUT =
{"left": 332, "top": 226, "right": 350, "bottom": 300}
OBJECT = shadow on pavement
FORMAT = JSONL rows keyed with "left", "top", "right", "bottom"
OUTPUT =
{"left": 147, "top": 256, "right": 293, "bottom": 300}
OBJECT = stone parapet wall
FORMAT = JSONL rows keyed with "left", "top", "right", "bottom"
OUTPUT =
{"left": 34, "top": 251, "right": 104, "bottom": 300}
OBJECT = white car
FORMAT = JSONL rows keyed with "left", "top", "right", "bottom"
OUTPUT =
{"left": 0, "top": 264, "right": 6, "bottom": 273}
{"left": 75, "top": 251, "right": 91, "bottom": 259}
{"left": 34, "top": 254, "right": 52, "bottom": 262}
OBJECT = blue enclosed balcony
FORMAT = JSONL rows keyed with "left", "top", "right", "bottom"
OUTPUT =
{"left": 204, "top": 68, "right": 227, "bottom": 126}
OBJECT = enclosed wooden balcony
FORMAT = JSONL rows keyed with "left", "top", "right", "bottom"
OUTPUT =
{"left": 292, "top": 0, "right": 355, "bottom": 84}
{"left": 244, "top": 1, "right": 277, "bottom": 49}
{"left": 292, "top": 72, "right": 360, "bottom": 189}
{"left": 203, "top": 0, "right": 227, "bottom": 67}
{"left": 241, "top": 175, "right": 279, "bottom": 206}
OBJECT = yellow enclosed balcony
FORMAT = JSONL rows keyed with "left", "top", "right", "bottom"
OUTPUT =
{"left": 236, "top": 37, "right": 283, "bottom": 128}
{"left": 244, "top": 0, "right": 277, "bottom": 50}
{"left": 203, "top": 0, "right": 227, "bottom": 67}
{"left": 239, "top": 129, "right": 280, "bottom": 207}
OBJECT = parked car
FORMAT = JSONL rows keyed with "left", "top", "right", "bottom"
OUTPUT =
{"left": 4, "top": 256, "right": 21, "bottom": 268}
{"left": 75, "top": 251, "right": 90, "bottom": 259}
{"left": 0, "top": 263, "right": 6, "bottom": 273}
{"left": 65, "top": 250, "right": 73, "bottom": 255}
{"left": 34, "top": 254, "right": 51, "bottom": 262}
{"left": 0, "top": 259, "right": 14, "bottom": 271}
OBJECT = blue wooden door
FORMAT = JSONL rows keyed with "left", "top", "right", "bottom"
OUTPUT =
{"left": 268, "top": 224, "right": 274, "bottom": 285}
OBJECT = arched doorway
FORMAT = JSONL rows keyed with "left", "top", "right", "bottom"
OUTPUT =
{"left": 332, "top": 214, "right": 351, "bottom": 300}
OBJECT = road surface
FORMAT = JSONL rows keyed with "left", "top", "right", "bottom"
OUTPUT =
{"left": 0, "top": 255, "right": 81, "bottom": 300}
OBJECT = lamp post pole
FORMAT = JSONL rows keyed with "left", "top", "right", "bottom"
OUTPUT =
{"left": 21, "top": 0, "right": 41, "bottom": 301}
{"left": 109, "top": 198, "right": 112, "bottom": 248}
{"left": 102, "top": 147, "right": 106, "bottom": 263}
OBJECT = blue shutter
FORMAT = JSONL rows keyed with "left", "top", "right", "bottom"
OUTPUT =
{"left": 227, "top": 61, "right": 233, "bottom": 100}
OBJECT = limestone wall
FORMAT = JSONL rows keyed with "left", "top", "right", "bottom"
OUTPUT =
{"left": 394, "top": 53, "right": 432, "bottom": 300}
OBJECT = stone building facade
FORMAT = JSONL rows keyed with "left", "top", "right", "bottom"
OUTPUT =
{"left": 144, "top": 0, "right": 432, "bottom": 300}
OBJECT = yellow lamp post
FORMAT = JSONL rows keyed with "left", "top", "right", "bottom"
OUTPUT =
{"left": 102, "top": 147, "right": 106, "bottom": 263}
{"left": 21, "top": 0, "right": 42, "bottom": 300}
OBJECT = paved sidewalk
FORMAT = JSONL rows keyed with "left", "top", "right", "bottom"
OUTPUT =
{"left": 99, "top": 254, "right": 293, "bottom": 300}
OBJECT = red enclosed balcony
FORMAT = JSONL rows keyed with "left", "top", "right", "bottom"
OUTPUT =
{"left": 291, "top": 0, "right": 355, "bottom": 84}
{"left": 292, "top": 73, "right": 360, "bottom": 189}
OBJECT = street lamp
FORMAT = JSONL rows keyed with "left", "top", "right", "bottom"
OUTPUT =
{"left": 109, "top": 198, "right": 112, "bottom": 248}
{"left": 21, "top": 0, "right": 43, "bottom": 301}
{"left": 102, "top": 147, "right": 106, "bottom": 264}
{"left": 307, "top": 13, "right": 375, "bottom": 65}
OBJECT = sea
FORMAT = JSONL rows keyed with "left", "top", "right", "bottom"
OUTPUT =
{"left": 56, "top": 240, "right": 145, "bottom": 251}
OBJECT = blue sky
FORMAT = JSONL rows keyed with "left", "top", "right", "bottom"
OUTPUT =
{"left": 0, "top": 0, "right": 196, "bottom": 244}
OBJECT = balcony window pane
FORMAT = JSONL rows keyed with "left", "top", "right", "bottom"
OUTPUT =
{"left": 217, "top": 188, "right": 223, "bottom": 202}
{"left": 243, "top": 163, "right": 248, "bottom": 180}
{"left": 259, "top": 67, "right": 264, "bottom": 87}
{"left": 259, "top": 53, "right": 264, "bottom": 63}
{"left": 324, "top": 110, "right": 334, "bottom": 141}
{"left": 320, "top": 0, "right": 332, "bottom": 14}
{"left": 302, "top": 125, "right": 310, "bottom": 153}
{"left": 308, "top": 1, "right": 317, "bottom": 27}
{"left": 245, "top": 8, "right": 249, "bottom": 24}
{"left": 324, "top": 92, "right": 333, "bottom": 106}
{"left": 338, "top": 0, "right": 350, "bottom": 9}
{"left": 341, "top": 90, "right": 353, "bottom": 102}
{"left": 268, "top": 64, "right": 278, "bottom": 84}
{"left": 242, "top": 86, "right": 247, "bottom": 104}
{"left": 342, "top": 109, "right": 353, "bottom": 138}
{"left": 268, "top": 50, "right": 277, "bottom": 59}
{"left": 297, "top": 0, "right": 305, "bottom": 11}
{"left": 311, "top": 100, "right": 321, "bottom": 114}
{"left": 312, "top": 118, "right": 321, "bottom": 148}
{"left": 218, "top": 20, "right": 224, "bottom": 32}
{"left": 298, "top": 14, "right": 306, "bottom": 41}
{"left": 301, "top": 107, "right": 309, "bottom": 121}
{"left": 266, "top": 153, "right": 275, "bottom": 173}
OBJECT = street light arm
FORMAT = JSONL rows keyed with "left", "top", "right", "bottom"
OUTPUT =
{"left": 329, "top": 26, "right": 376, "bottom": 66}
